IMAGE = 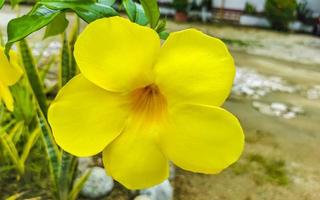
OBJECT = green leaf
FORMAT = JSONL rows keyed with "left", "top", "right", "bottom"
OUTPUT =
{"left": 69, "top": 16, "right": 80, "bottom": 78}
{"left": 19, "top": 40, "right": 48, "bottom": 117}
{"left": 20, "top": 128, "right": 40, "bottom": 163}
{"left": 5, "top": 192, "right": 26, "bottom": 200}
{"left": 39, "top": 0, "right": 118, "bottom": 23}
{"left": 0, "top": 134, "right": 24, "bottom": 175}
{"left": 159, "top": 31, "right": 170, "bottom": 40}
{"left": 5, "top": 5, "right": 60, "bottom": 55}
{"left": 60, "top": 33, "right": 71, "bottom": 86}
{"left": 123, "top": 0, "right": 148, "bottom": 26}
{"left": 139, "top": 0, "right": 160, "bottom": 28}
{"left": 123, "top": 0, "right": 136, "bottom": 22}
{"left": 135, "top": 3, "right": 148, "bottom": 26}
{"left": 44, "top": 12, "right": 69, "bottom": 39}
{"left": 37, "top": 109, "right": 61, "bottom": 198}
{"left": 69, "top": 169, "right": 92, "bottom": 200}
{"left": 98, "top": 0, "right": 116, "bottom": 6}
{"left": 9, "top": 0, "right": 21, "bottom": 8}
{"left": 58, "top": 151, "right": 75, "bottom": 200}
{"left": 0, "top": 0, "right": 5, "bottom": 9}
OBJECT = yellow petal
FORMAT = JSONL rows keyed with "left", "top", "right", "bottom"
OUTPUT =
{"left": 0, "top": 47, "right": 23, "bottom": 86}
{"left": 103, "top": 118, "right": 169, "bottom": 189}
{"left": 159, "top": 104, "right": 244, "bottom": 174}
{"left": 154, "top": 29, "right": 235, "bottom": 107}
{"left": 74, "top": 16, "right": 160, "bottom": 92}
{"left": 48, "top": 75, "right": 130, "bottom": 157}
{"left": 0, "top": 83, "right": 14, "bottom": 112}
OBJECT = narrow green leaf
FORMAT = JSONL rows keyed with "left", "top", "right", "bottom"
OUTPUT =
{"left": 39, "top": 0, "right": 118, "bottom": 23}
{"left": 5, "top": 5, "right": 60, "bottom": 54}
{"left": 0, "top": 119, "right": 16, "bottom": 137}
{"left": 44, "top": 12, "right": 69, "bottom": 39}
{"left": 37, "top": 109, "right": 60, "bottom": 197}
{"left": 19, "top": 40, "right": 48, "bottom": 116}
{"left": 7, "top": 121, "right": 24, "bottom": 143}
{"left": 20, "top": 128, "right": 40, "bottom": 163}
{"left": 69, "top": 16, "right": 80, "bottom": 78}
{"left": 40, "top": 56, "right": 56, "bottom": 82}
{"left": 5, "top": 192, "right": 25, "bottom": 200}
{"left": 155, "top": 19, "right": 166, "bottom": 33}
{"left": 139, "top": 0, "right": 160, "bottom": 28}
{"left": 60, "top": 33, "right": 71, "bottom": 86}
{"left": 58, "top": 151, "right": 75, "bottom": 200}
{"left": 69, "top": 169, "right": 92, "bottom": 200}
{"left": 0, "top": 134, "right": 24, "bottom": 175}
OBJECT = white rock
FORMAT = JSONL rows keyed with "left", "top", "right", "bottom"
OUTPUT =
{"left": 140, "top": 180, "right": 173, "bottom": 200}
{"left": 283, "top": 111, "right": 296, "bottom": 119}
{"left": 135, "top": 195, "right": 152, "bottom": 200}
{"left": 78, "top": 157, "right": 94, "bottom": 173}
{"left": 307, "top": 87, "right": 320, "bottom": 100}
{"left": 291, "top": 106, "right": 304, "bottom": 114}
{"left": 270, "top": 102, "right": 288, "bottom": 112}
{"left": 169, "top": 164, "right": 175, "bottom": 180}
{"left": 81, "top": 167, "right": 114, "bottom": 198}
{"left": 258, "top": 105, "right": 276, "bottom": 116}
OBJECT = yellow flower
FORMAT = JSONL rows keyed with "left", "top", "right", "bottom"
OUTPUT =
{"left": 48, "top": 17, "right": 244, "bottom": 189}
{"left": 0, "top": 47, "right": 23, "bottom": 112}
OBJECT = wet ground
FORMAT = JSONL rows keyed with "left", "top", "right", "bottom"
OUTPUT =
{"left": 1, "top": 5, "right": 320, "bottom": 200}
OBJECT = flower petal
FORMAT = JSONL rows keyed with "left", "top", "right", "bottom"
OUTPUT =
{"left": 154, "top": 29, "right": 235, "bottom": 107}
{"left": 74, "top": 16, "right": 160, "bottom": 92}
{"left": 103, "top": 118, "right": 169, "bottom": 189}
{"left": 48, "top": 75, "right": 130, "bottom": 157}
{"left": 159, "top": 104, "right": 244, "bottom": 174}
{"left": 0, "top": 83, "right": 14, "bottom": 111}
{"left": 0, "top": 47, "right": 23, "bottom": 86}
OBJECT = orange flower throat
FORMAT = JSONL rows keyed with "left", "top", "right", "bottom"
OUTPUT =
{"left": 130, "top": 84, "right": 168, "bottom": 122}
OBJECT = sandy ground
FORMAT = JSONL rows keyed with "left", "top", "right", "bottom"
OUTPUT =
{"left": 1, "top": 5, "right": 320, "bottom": 200}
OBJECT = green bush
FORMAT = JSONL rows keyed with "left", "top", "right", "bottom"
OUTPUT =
{"left": 265, "top": 0, "right": 297, "bottom": 31}
{"left": 244, "top": 2, "right": 257, "bottom": 15}
{"left": 173, "top": 0, "right": 188, "bottom": 12}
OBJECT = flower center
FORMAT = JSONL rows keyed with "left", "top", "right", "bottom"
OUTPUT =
{"left": 130, "top": 84, "right": 167, "bottom": 123}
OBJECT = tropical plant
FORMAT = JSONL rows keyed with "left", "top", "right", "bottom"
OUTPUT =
{"left": 297, "top": 0, "right": 313, "bottom": 22}
{"left": 244, "top": 2, "right": 257, "bottom": 15}
{"left": 173, "top": 0, "right": 188, "bottom": 13}
{"left": 265, "top": 0, "right": 297, "bottom": 31}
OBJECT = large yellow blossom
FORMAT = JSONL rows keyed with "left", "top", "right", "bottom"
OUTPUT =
{"left": 0, "top": 47, "right": 23, "bottom": 111}
{"left": 48, "top": 17, "right": 244, "bottom": 189}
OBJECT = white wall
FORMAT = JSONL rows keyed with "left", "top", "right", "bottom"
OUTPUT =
{"left": 212, "top": 0, "right": 320, "bottom": 13}
{"left": 212, "top": 0, "right": 266, "bottom": 12}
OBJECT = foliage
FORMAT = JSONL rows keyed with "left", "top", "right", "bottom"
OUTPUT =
{"left": 264, "top": 0, "right": 297, "bottom": 31}
{"left": 244, "top": 2, "right": 257, "bottom": 15}
{"left": 173, "top": 0, "right": 188, "bottom": 13}
{"left": 297, "top": 0, "right": 313, "bottom": 23}
{"left": 1, "top": 0, "right": 167, "bottom": 198}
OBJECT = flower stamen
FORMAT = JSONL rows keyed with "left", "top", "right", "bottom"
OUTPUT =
{"left": 130, "top": 84, "right": 167, "bottom": 123}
